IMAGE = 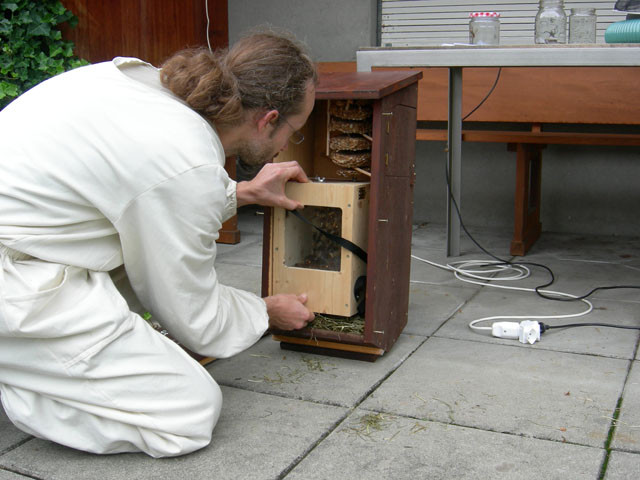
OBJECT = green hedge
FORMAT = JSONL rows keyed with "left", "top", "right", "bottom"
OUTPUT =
{"left": 0, "top": 0, "right": 88, "bottom": 109}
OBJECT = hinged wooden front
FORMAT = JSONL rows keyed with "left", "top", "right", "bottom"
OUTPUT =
{"left": 270, "top": 182, "right": 369, "bottom": 317}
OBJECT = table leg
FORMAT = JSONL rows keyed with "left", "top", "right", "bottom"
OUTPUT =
{"left": 447, "top": 67, "right": 462, "bottom": 257}
{"left": 510, "top": 143, "right": 543, "bottom": 256}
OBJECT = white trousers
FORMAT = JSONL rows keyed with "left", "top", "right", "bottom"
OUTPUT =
{"left": 0, "top": 246, "right": 222, "bottom": 457}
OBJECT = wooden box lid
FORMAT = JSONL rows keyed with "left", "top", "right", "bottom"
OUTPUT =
{"left": 316, "top": 70, "right": 422, "bottom": 100}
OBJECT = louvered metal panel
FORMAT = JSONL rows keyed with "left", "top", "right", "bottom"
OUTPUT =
{"left": 381, "top": 0, "right": 627, "bottom": 46}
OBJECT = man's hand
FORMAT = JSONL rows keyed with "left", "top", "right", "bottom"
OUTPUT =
{"left": 264, "top": 293, "right": 315, "bottom": 331}
{"left": 237, "top": 161, "right": 308, "bottom": 210}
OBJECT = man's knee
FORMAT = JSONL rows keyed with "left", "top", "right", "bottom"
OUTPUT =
{"left": 155, "top": 374, "right": 223, "bottom": 457}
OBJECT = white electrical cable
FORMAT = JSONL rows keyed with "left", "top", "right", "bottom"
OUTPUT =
{"left": 410, "top": 254, "right": 594, "bottom": 332}
{"left": 204, "top": 0, "right": 212, "bottom": 53}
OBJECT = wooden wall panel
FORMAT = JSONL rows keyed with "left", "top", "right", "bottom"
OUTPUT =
{"left": 60, "top": 1, "right": 239, "bottom": 243}
{"left": 61, "top": 0, "right": 228, "bottom": 66}
{"left": 318, "top": 62, "right": 640, "bottom": 126}
{"left": 410, "top": 66, "right": 640, "bottom": 125}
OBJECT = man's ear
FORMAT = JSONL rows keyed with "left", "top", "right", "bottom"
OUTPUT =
{"left": 256, "top": 109, "right": 279, "bottom": 133}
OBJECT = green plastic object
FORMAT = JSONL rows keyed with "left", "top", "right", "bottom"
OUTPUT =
{"left": 605, "top": 18, "right": 640, "bottom": 43}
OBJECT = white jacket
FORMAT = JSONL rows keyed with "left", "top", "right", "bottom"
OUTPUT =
{"left": 0, "top": 58, "right": 268, "bottom": 358}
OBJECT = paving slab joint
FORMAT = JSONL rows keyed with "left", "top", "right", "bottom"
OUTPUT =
{"left": 597, "top": 395, "right": 624, "bottom": 480}
{"left": 276, "top": 411, "right": 350, "bottom": 480}
{"left": 277, "top": 335, "right": 429, "bottom": 478}
{"left": 597, "top": 335, "right": 639, "bottom": 480}
{"left": 0, "top": 437, "right": 34, "bottom": 458}
{"left": 0, "top": 464, "right": 43, "bottom": 480}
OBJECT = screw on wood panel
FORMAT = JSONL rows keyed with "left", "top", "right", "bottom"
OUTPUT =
{"left": 382, "top": 112, "right": 393, "bottom": 134}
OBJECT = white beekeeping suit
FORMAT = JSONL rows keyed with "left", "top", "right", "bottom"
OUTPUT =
{"left": 0, "top": 58, "right": 269, "bottom": 457}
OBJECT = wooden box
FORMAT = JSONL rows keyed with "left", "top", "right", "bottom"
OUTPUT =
{"left": 271, "top": 181, "right": 369, "bottom": 317}
{"left": 263, "top": 70, "right": 422, "bottom": 360}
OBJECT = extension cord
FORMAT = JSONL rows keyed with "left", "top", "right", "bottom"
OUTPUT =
{"left": 491, "top": 320, "right": 541, "bottom": 344}
{"left": 409, "top": 255, "right": 596, "bottom": 344}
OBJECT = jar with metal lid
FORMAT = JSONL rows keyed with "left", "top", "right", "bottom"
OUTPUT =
{"left": 569, "top": 8, "right": 597, "bottom": 44}
{"left": 469, "top": 12, "right": 500, "bottom": 45}
{"left": 535, "top": 0, "right": 567, "bottom": 44}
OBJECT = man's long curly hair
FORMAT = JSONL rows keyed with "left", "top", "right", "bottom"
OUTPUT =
{"left": 161, "top": 29, "right": 317, "bottom": 128}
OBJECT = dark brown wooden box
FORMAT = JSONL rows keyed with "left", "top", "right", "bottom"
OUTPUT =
{"left": 262, "top": 70, "right": 422, "bottom": 360}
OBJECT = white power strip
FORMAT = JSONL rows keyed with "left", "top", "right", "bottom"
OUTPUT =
{"left": 491, "top": 320, "right": 541, "bottom": 344}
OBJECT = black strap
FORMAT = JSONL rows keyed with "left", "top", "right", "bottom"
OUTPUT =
{"left": 289, "top": 209, "right": 368, "bottom": 316}
{"left": 289, "top": 209, "right": 368, "bottom": 264}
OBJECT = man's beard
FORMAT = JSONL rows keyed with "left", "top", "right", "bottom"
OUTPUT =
{"left": 235, "top": 136, "right": 278, "bottom": 167}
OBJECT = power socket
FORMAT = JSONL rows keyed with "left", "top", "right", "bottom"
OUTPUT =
{"left": 492, "top": 320, "right": 541, "bottom": 344}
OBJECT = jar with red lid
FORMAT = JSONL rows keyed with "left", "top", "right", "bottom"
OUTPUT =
{"left": 469, "top": 12, "right": 500, "bottom": 45}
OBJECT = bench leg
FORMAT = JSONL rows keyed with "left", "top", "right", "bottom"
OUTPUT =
{"left": 510, "top": 143, "right": 543, "bottom": 256}
{"left": 217, "top": 156, "right": 241, "bottom": 245}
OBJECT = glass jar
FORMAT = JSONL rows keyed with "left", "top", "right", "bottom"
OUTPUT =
{"left": 535, "top": 0, "right": 567, "bottom": 44}
{"left": 469, "top": 12, "right": 500, "bottom": 46}
{"left": 569, "top": 8, "right": 597, "bottom": 44}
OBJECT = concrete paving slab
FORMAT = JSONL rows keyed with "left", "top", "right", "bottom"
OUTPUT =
{"left": 604, "top": 451, "right": 640, "bottom": 480}
{"left": 0, "top": 470, "right": 32, "bottom": 480}
{"left": 409, "top": 223, "right": 517, "bottom": 289}
{"left": 208, "top": 334, "right": 424, "bottom": 408}
{"left": 435, "top": 289, "right": 639, "bottom": 359}
{"left": 519, "top": 233, "right": 640, "bottom": 303}
{"left": 0, "top": 401, "right": 31, "bottom": 455}
{"left": 409, "top": 252, "right": 468, "bottom": 287}
{"left": 285, "top": 408, "right": 605, "bottom": 480}
{"left": 409, "top": 244, "right": 509, "bottom": 289}
{"left": 526, "top": 232, "right": 640, "bottom": 264}
{"left": 409, "top": 223, "right": 449, "bottom": 251}
{"left": 236, "top": 208, "right": 265, "bottom": 235}
{"left": 3, "top": 213, "right": 635, "bottom": 479}
{"left": 410, "top": 223, "right": 514, "bottom": 259}
{"left": 360, "top": 336, "right": 627, "bottom": 448}
{"left": 505, "top": 257, "right": 640, "bottom": 304}
{"left": 213, "top": 262, "right": 263, "bottom": 296}
{"left": 405, "top": 282, "right": 478, "bottom": 336}
{"left": 612, "top": 360, "right": 640, "bottom": 453}
{"left": 411, "top": 225, "right": 640, "bottom": 302}
{"left": 0, "top": 386, "right": 347, "bottom": 480}
{"left": 215, "top": 235, "right": 263, "bottom": 266}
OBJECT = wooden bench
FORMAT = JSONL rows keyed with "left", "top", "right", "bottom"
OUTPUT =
{"left": 319, "top": 62, "right": 640, "bottom": 255}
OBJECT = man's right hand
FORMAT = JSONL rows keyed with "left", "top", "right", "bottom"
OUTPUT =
{"left": 264, "top": 293, "right": 315, "bottom": 330}
{"left": 236, "top": 161, "right": 309, "bottom": 210}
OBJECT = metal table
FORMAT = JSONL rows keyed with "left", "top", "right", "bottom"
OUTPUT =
{"left": 357, "top": 45, "right": 640, "bottom": 256}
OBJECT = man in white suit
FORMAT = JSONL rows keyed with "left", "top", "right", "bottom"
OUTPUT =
{"left": 0, "top": 30, "right": 316, "bottom": 457}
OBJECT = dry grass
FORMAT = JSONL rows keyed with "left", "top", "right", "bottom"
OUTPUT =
{"left": 344, "top": 413, "right": 393, "bottom": 440}
{"left": 309, "top": 313, "right": 365, "bottom": 335}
